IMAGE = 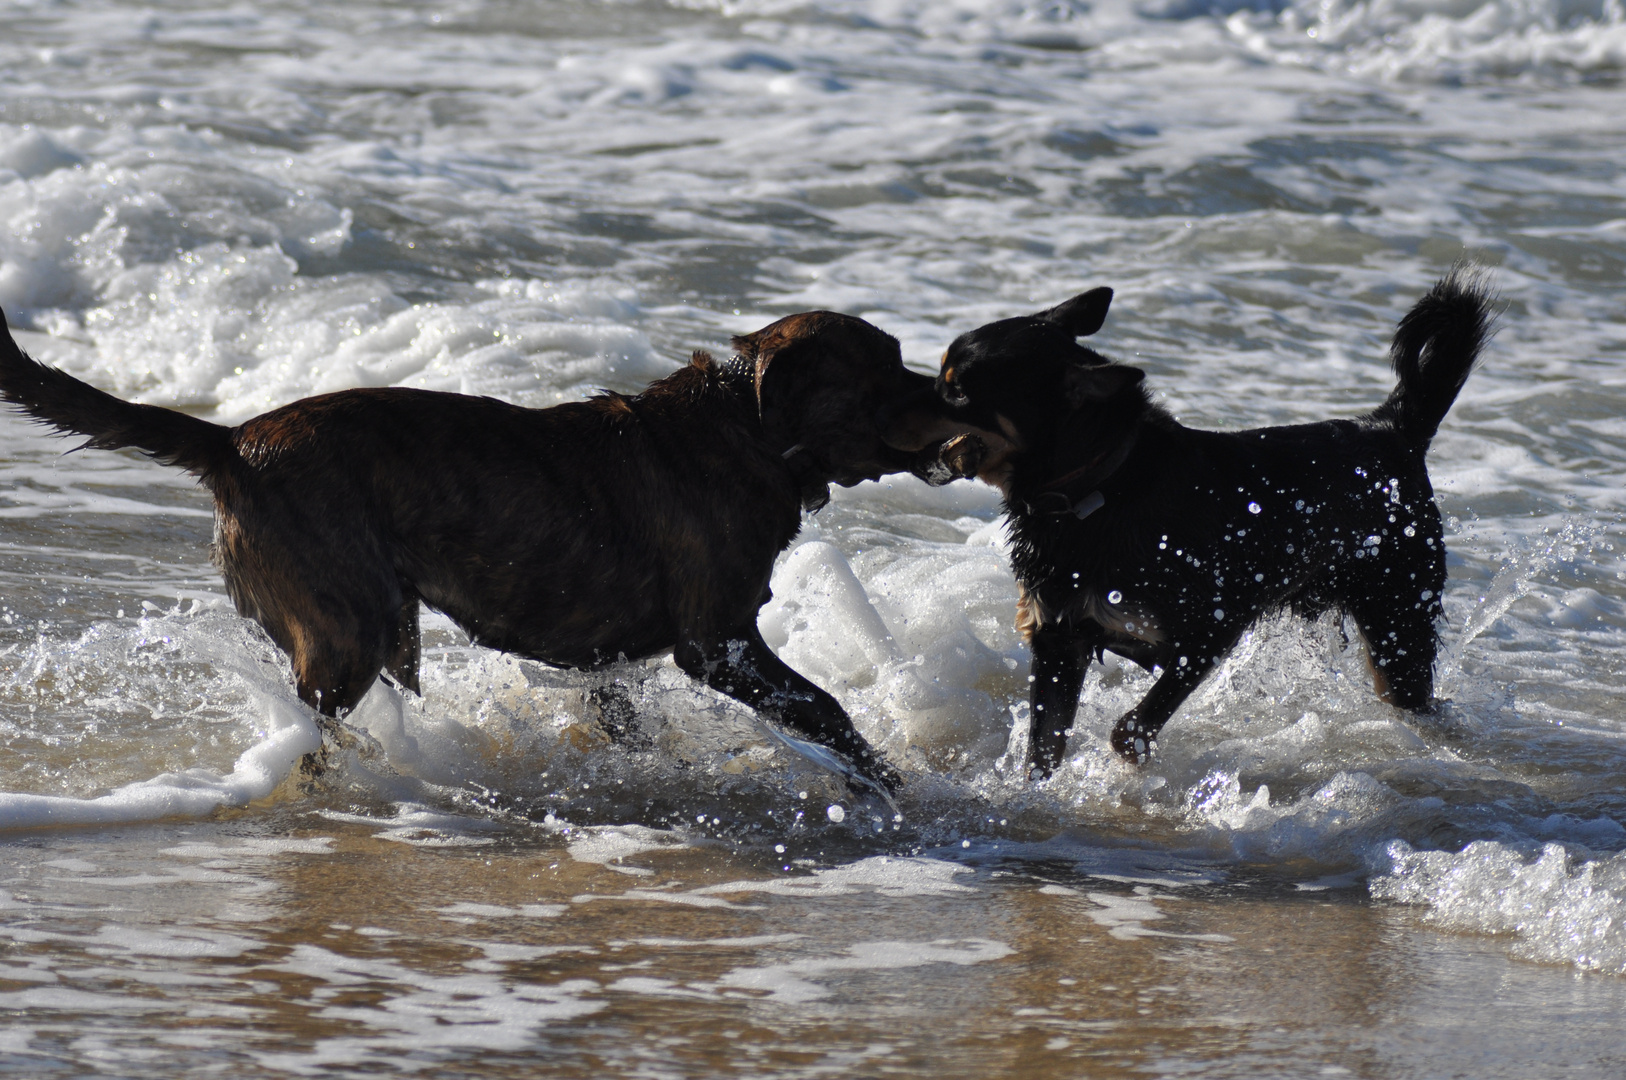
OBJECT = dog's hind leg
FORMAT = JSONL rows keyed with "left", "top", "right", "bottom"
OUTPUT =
{"left": 587, "top": 678, "right": 649, "bottom": 749}
{"left": 215, "top": 495, "right": 404, "bottom": 779}
{"left": 383, "top": 594, "right": 421, "bottom": 695}
{"left": 234, "top": 576, "right": 396, "bottom": 723}
{"left": 278, "top": 623, "right": 392, "bottom": 782}
{"left": 292, "top": 635, "right": 388, "bottom": 720}
{"left": 1345, "top": 592, "right": 1441, "bottom": 711}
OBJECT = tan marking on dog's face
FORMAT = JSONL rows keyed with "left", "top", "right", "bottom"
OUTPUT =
{"left": 972, "top": 442, "right": 1020, "bottom": 496}
{"left": 878, "top": 352, "right": 1026, "bottom": 494}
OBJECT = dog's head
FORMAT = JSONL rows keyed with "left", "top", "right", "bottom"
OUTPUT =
{"left": 880, "top": 287, "right": 1146, "bottom": 498}
{"left": 732, "top": 311, "right": 934, "bottom": 494}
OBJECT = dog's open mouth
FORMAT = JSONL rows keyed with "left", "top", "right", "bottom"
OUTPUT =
{"left": 912, "top": 433, "right": 987, "bottom": 487}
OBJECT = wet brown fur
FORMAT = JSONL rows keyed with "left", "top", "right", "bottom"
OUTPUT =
{"left": 0, "top": 309, "right": 929, "bottom": 788}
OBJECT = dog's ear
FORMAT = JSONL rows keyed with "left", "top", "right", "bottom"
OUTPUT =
{"left": 1062, "top": 362, "right": 1142, "bottom": 407}
{"left": 753, "top": 347, "right": 814, "bottom": 437}
{"left": 733, "top": 318, "right": 820, "bottom": 437}
{"left": 1036, "top": 287, "right": 1113, "bottom": 338}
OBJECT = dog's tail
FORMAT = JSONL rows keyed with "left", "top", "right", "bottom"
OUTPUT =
{"left": 1373, "top": 266, "right": 1495, "bottom": 448}
{"left": 1, "top": 309, "right": 236, "bottom": 484}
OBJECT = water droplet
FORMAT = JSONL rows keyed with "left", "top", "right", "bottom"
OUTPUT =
{"left": 1107, "top": 590, "right": 1123, "bottom": 604}
{"left": 827, "top": 805, "right": 845, "bottom": 823}
{"left": 1247, "top": 501, "right": 1262, "bottom": 514}
{"left": 774, "top": 844, "right": 786, "bottom": 853}
{"left": 1214, "top": 608, "right": 1225, "bottom": 620}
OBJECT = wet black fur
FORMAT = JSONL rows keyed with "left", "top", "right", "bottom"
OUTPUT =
{"left": 885, "top": 270, "right": 1494, "bottom": 775}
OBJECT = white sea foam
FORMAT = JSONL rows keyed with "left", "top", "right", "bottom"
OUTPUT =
{"left": 698, "top": 856, "right": 978, "bottom": 898}
{"left": 1373, "top": 840, "right": 1626, "bottom": 972}
{"left": 255, "top": 944, "right": 605, "bottom": 1065}
{"left": 0, "top": 695, "right": 317, "bottom": 831}
{"left": 711, "top": 938, "right": 1014, "bottom": 1003}
{"left": 1223, "top": 0, "right": 1626, "bottom": 84}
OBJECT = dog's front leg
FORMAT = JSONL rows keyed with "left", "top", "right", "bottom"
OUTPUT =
{"left": 1108, "top": 649, "right": 1219, "bottom": 765}
{"left": 1027, "top": 628, "right": 1094, "bottom": 779}
{"left": 674, "top": 628, "right": 898, "bottom": 791}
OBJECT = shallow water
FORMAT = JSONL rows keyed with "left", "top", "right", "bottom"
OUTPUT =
{"left": 3, "top": 0, "right": 1626, "bottom": 1075}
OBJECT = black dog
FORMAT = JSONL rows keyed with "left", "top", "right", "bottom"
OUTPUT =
{"left": 0, "top": 309, "right": 932, "bottom": 789}
{"left": 884, "top": 270, "right": 1492, "bottom": 776}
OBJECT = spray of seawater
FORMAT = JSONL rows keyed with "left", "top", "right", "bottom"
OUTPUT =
{"left": 1459, "top": 514, "right": 1618, "bottom": 647}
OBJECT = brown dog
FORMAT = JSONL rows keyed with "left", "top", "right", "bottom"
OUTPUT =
{"left": 0, "top": 309, "right": 930, "bottom": 789}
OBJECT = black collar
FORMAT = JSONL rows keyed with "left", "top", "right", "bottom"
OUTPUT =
{"left": 1026, "top": 487, "right": 1106, "bottom": 520}
{"left": 1018, "top": 421, "right": 1139, "bottom": 520}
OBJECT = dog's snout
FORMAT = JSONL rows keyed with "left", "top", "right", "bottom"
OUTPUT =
{"left": 876, "top": 375, "right": 948, "bottom": 452}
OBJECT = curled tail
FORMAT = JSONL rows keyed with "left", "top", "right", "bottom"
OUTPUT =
{"left": 1374, "top": 266, "right": 1495, "bottom": 448}
{"left": 1, "top": 309, "right": 236, "bottom": 484}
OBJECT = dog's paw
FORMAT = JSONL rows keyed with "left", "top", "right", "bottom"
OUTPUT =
{"left": 295, "top": 745, "right": 333, "bottom": 793}
{"left": 853, "top": 753, "right": 903, "bottom": 797}
{"left": 1109, "top": 717, "right": 1155, "bottom": 765}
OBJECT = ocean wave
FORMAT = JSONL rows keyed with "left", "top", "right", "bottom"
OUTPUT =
{"left": 673, "top": 0, "right": 1626, "bottom": 82}
{"left": 1217, "top": 0, "right": 1626, "bottom": 83}
{"left": 1373, "top": 837, "right": 1626, "bottom": 972}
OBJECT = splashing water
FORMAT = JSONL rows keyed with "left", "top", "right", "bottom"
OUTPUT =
{"left": 1458, "top": 517, "right": 1617, "bottom": 648}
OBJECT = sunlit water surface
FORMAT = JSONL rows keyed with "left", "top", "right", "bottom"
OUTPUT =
{"left": 3, "top": 0, "right": 1626, "bottom": 1075}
